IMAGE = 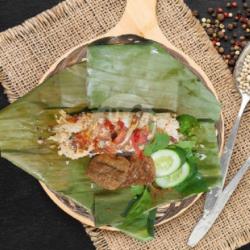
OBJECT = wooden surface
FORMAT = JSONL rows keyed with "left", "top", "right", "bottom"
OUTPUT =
{"left": 38, "top": 0, "right": 224, "bottom": 231}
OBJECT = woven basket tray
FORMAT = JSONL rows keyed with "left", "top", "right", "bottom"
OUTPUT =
{"left": 38, "top": 34, "right": 224, "bottom": 230}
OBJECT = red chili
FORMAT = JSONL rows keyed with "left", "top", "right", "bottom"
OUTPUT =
{"left": 117, "top": 120, "right": 125, "bottom": 129}
{"left": 104, "top": 119, "right": 115, "bottom": 131}
{"left": 131, "top": 138, "right": 143, "bottom": 159}
{"left": 113, "top": 128, "right": 127, "bottom": 144}
{"left": 132, "top": 128, "right": 148, "bottom": 144}
{"left": 131, "top": 128, "right": 148, "bottom": 158}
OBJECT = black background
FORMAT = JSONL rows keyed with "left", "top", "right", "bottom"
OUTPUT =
{"left": 0, "top": 1, "right": 249, "bottom": 250}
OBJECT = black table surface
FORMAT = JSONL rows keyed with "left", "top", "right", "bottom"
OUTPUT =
{"left": 0, "top": 1, "right": 249, "bottom": 250}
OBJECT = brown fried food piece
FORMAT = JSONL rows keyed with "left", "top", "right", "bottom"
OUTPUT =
{"left": 121, "top": 156, "right": 155, "bottom": 187}
{"left": 86, "top": 154, "right": 130, "bottom": 190}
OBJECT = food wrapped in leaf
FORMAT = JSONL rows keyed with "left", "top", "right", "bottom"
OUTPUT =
{"left": 0, "top": 38, "right": 221, "bottom": 241}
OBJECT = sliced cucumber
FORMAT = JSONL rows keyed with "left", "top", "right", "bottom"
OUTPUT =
{"left": 151, "top": 149, "right": 182, "bottom": 177}
{"left": 155, "top": 162, "right": 191, "bottom": 188}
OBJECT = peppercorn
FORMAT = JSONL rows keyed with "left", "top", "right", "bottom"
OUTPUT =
{"left": 217, "top": 13, "right": 225, "bottom": 21}
{"left": 218, "top": 30, "right": 225, "bottom": 38}
{"left": 212, "top": 40, "right": 217, "bottom": 46}
{"left": 228, "top": 59, "right": 235, "bottom": 66}
{"left": 228, "top": 12, "right": 233, "bottom": 17}
{"left": 217, "top": 8, "right": 224, "bottom": 13}
{"left": 239, "top": 36, "right": 246, "bottom": 41}
{"left": 230, "top": 39, "right": 235, "bottom": 45}
{"left": 247, "top": 20, "right": 250, "bottom": 27}
{"left": 243, "top": 3, "right": 248, "bottom": 9}
{"left": 224, "top": 35, "right": 229, "bottom": 41}
{"left": 207, "top": 27, "right": 214, "bottom": 35}
{"left": 227, "top": 23, "right": 234, "bottom": 30}
{"left": 233, "top": 22, "right": 238, "bottom": 28}
{"left": 231, "top": 2, "right": 237, "bottom": 8}
{"left": 234, "top": 45, "right": 240, "bottom": 51}
{"left": 207, "top": 7, "right": 214, "bottom": 14}
{"left": 226, "top": 2, "right": 231, "bottom": 8}
{"left": 224, "top": 12, "right": 229, "bottom": 18}
{"left": 242, "top": 23, "right": 247, "bottom": 29}
{"left": 241, "top": 41, "right": 248, "bottom": 47}
{"left": 240, "top": 17, "right": 247, "bottom": 23}
{"left": 218, "top": 47, "right": 224, "bottom": 54}
{"left": 234, "top": 15, "right": 240, "bottom": 21}
{"left": 233, "top": 54, "right": 239, "bottom": 60}
{"left": 232, "top": 32, "right": 238, "bottom": 38}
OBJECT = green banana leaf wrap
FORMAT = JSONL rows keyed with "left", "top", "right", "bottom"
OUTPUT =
{"left": 0, "top": 39, "right": 221, "bottom": 241}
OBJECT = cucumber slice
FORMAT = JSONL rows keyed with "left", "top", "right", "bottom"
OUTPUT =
{"left": 151, "top": 149, "right": 182, "bottom": 177}
{"left": 155, "top": 162, "right": 191, "bottom": 188}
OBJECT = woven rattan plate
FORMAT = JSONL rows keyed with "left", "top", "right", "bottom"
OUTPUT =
{"left": 38, "top": 33, "right": 224, "bottom": 230}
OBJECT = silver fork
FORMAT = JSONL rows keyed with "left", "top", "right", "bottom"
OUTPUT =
{"left": 204, "top": 43, "right": 250, "bottom": 211}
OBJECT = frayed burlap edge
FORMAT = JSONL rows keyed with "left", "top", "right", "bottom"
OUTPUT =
{"left": 85, "top": 226, "right": 250, "bottom": 250}
{"left": 0, "top": 0, "right": 93, "bottom": 102}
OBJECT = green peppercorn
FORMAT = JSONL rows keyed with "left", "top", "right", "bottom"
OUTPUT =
{"left": 218, "top": 47, "right": 224, "bottom": 54}
{"left": 217, "top": 13, "right": 225, "bottom": 21}
{"left": 218, "top": 31, "right": 225, "bottom": 38}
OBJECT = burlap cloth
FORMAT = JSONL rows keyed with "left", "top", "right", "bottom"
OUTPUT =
{"left": 0, "top": 0, "right": 249, "bottom": 249}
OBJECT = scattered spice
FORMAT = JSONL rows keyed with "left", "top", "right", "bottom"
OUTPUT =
{"left": 237, "top": 54, "right": 250, "bottom": 95}
{"left": 193, "top": 1, "right": 250, "bottom": 71}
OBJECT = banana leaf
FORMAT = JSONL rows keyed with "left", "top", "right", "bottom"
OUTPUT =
{"left": 0, "top": 38, "right": 221, "bottom": 241}
{"left": 0, "top": 63, "right": 95, "bottom": 213}
{"left": 87, "top": 42, "right": 220, "bottom": 121}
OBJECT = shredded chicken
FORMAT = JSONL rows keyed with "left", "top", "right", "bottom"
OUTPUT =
{"left": 49, "top": 111, "right": 180, "bottom": 159}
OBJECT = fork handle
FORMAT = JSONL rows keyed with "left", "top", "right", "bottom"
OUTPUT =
{"left": 220, "top": 94, "right": 250, "bottom": 185}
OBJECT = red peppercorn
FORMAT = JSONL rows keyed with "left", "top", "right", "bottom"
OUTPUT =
{"left": 240, "top": 17, "right": 248, "bottom": 23}
{"left": 231, "top": 2, "right": 237, "bottom": 8}
{"left": 212, "top": 40, "right": 217, "bottom": 46}
{"left": 217, "top": 8, "right": 223, "bottom": 13}
{"left": 224, "top": 12, "right": 229, "bottom": 18}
